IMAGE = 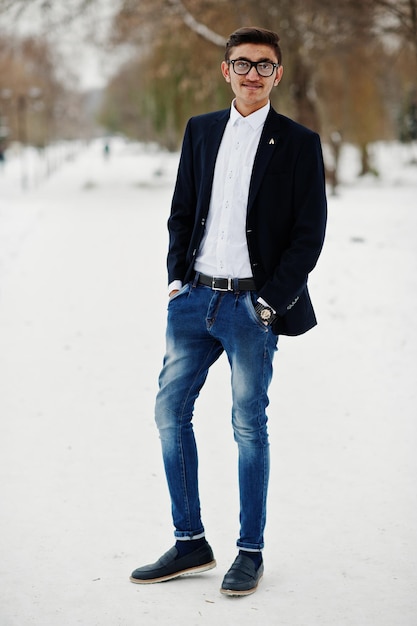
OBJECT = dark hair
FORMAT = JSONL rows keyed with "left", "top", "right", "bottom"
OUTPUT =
{"left": 225, "top": 27, "right": 282, "bottom": 65}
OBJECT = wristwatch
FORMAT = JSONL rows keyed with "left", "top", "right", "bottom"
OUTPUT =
{"left": 254, "top": 302, "right": 277, "bottom": 325}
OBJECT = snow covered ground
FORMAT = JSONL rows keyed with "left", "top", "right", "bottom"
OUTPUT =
{"left": 0, "top": 137, "right": 416, "bottom": 626}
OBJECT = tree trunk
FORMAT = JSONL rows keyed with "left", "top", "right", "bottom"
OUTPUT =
{"left": 359, "top": 143, "right": 378, "bottom": 176}
{"left": 291, "top": 54, "right": 321, "bottom": 131}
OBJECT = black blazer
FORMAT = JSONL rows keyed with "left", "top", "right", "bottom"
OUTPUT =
{"left": 167, "top": 106, "right": 327, "bottom": 336}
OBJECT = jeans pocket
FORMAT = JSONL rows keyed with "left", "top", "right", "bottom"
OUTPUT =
{"left": 168, "top": 283, "right": 190, "bottom": 304}
{"left": 245, "top": 292, "right": 269, "bottom": 331}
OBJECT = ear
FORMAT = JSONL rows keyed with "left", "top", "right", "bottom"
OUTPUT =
{"left": 221, "top": 61, "right": 231, "bottom": 83}
{"left": 274, "top": 65, "right": 284, "bottom": 87}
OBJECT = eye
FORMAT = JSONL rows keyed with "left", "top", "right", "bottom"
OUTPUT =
{"left": 236, "top": 61, "right": 249, "bottom": 70}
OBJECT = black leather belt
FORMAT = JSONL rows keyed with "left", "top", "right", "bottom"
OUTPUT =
{"left": 197, "top": 273, "right": 256, "bottom": 292}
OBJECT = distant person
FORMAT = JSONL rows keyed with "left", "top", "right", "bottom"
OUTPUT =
{"left": 103, "top": 142, "right": 110, "bottom": 159}
{"left": 130, "top": 26, "right": 327, "bottom": 596}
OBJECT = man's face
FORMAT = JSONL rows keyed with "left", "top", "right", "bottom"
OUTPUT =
{"left": 221, "top": 43, "right": 283, "bottom": 116}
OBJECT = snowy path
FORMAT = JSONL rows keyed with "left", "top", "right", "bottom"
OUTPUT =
{"left": 0, "top": 140, "right": 416, "bottom": 625}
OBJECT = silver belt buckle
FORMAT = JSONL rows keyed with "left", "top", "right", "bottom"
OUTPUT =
{"left": 211, "top": 276, "right": 232, "bottom": 291}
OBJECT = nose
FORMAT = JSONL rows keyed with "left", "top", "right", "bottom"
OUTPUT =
{"left": 246, "top": 65, "right": 259, "bottom": 79}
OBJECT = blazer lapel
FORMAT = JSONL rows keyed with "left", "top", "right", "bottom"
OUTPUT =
{"left": 205, "top": 110, "right": 229, "bottom": 173}
{"left": 247, "top": 109, "right": 281, "bottom": 212}
{"left": 198, "top": 110, "right": 229, "bottom": 210}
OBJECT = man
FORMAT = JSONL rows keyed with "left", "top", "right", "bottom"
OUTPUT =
{"left": 130, "top": 26, "right": 327, "bottom": 596}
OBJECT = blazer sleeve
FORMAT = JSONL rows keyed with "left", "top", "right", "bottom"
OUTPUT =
{"left": 166, "top": 120, "right": 197, "bottom": 285}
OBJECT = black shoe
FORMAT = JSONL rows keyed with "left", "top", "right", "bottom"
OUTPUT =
{"left": 220, "top": 554, "right": 264, "bottom": 596}
{"left": 130, "top": 542, "right": 216, "bottom": 584}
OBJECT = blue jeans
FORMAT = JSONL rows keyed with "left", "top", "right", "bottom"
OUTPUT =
{"left": 154, "top": 280, "right": 278, "bottom": 551}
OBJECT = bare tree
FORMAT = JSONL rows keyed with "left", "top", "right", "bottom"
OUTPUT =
{"left": 373, "top": 0, "right": 417, "bottom": 61}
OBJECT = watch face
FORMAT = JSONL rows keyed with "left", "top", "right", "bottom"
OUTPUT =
{"left": 260, "top": 308, "right": 271, "bottom": 321}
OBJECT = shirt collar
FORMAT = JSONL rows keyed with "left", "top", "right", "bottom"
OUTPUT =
{"left": 230, "top": 99, "right": 270, "bottom": 130}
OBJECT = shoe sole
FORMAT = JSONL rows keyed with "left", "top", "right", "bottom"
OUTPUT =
{"left": 129, "top": 559, "right": 217, "bottom": 584}
{"left": 220, "top": 574, "right": 263, "bottom": 597}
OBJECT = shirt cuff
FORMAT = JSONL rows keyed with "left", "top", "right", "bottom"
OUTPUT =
{"left": 168, "top": 280, "right": 183, "bottom": 295}
{"left": 257, "top": 297, "right": 276, "bottom": 313}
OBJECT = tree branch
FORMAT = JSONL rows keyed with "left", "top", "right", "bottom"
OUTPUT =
{"left": 166, "top": 0, "right": 226, "bottom": 47}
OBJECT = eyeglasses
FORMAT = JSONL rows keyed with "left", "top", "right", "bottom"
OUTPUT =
{"left": 228, "top": 59, "right": 279, "bottom": 78}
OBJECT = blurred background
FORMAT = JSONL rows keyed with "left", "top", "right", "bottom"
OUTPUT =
{"left": 0, "top": 0, "right": 416, "bottom": 186}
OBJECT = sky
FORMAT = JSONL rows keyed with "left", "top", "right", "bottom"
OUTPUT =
{"left": 1, "top": 0, "right": 130, "bottom": 89}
